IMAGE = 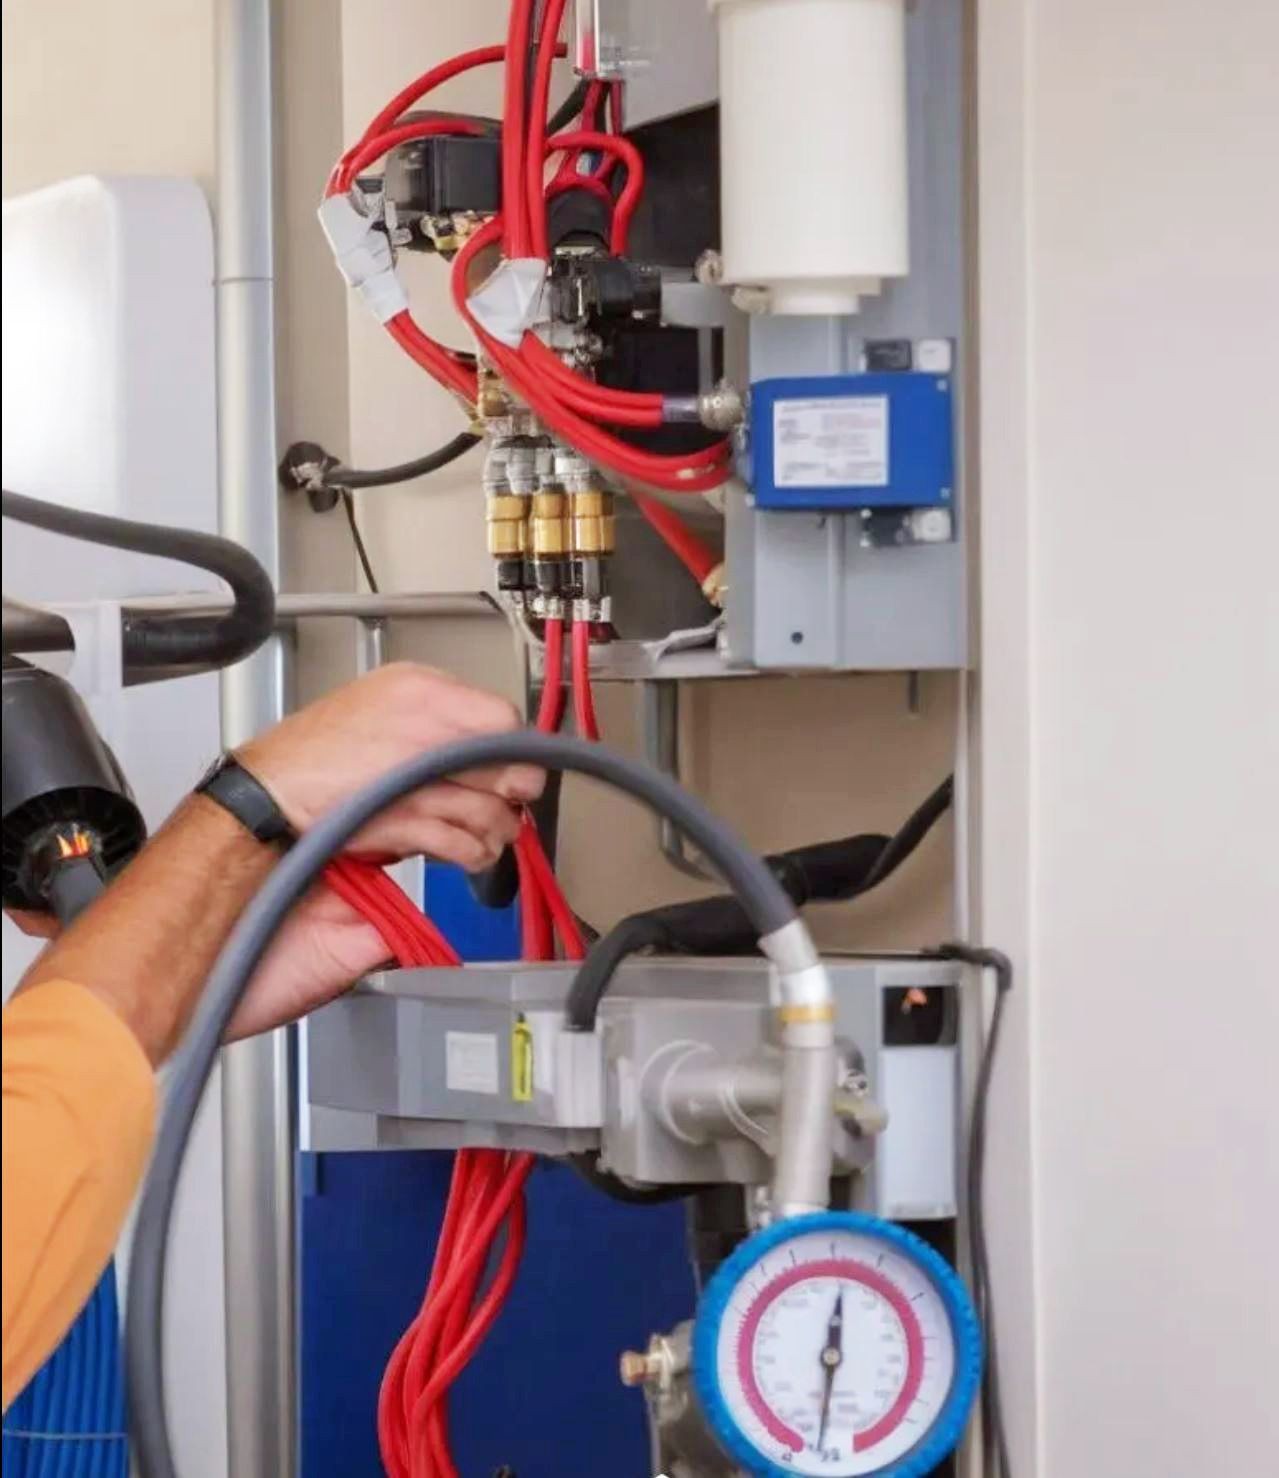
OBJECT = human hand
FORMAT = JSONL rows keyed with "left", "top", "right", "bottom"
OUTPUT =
{"left": 239, "top": 662, "right": 542, "bottom": 867}
{"left": 228, "top": 663, "right": 543, "bottom": 1038}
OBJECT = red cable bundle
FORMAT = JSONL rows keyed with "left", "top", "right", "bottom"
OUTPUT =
{"left": 325, "top": 851, "right": 545, "bottom": 1478}
{"left": 326, "top": 4, "right": 732, "bottom": 499}
{"left": 344, "top": 624, "right": 585, "bottom": 1476}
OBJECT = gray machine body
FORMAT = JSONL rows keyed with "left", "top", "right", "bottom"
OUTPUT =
{"left": 724, "top": 0, "right": 968, "bottom": 673}
{"left": 307, "top": 956, "right": 960, "bottom": 1222}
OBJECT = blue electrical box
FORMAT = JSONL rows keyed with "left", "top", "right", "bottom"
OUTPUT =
{"left": 751, "top": 372, "right": 955, "bottom": 512}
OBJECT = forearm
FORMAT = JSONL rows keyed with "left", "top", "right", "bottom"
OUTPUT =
{"left": 18, "top": 795, "right": 275, "bottom": 1064}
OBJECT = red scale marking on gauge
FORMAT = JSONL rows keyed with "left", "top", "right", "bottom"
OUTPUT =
{"left": 735, "top": 1257, "right": 926, "bottom": 1457}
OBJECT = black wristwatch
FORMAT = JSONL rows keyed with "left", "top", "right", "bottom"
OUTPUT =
{"left": 194, "top": 754, "right": 296, "bottom": 847}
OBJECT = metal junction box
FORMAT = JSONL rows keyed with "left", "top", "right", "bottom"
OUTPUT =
{"left": 307, "top": 956, "right": 961, "bottom": 1222}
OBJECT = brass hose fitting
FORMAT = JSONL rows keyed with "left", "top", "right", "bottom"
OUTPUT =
{"left": 568, "top": 489, "right": 615, "bottom": 557}
{"left": 529, "top": 490, "right": 569, "bottom": 558}
{"left": 485, "top": 494, "right": 527, "bottom": 560}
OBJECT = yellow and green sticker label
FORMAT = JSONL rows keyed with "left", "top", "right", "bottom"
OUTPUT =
{"left": 511, "top": 1013, "right": 534, "bottom": 1103}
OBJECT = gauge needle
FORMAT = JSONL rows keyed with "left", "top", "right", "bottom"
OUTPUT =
{"left": 816, "top": 1291, "right": 844, "bottom": 1449}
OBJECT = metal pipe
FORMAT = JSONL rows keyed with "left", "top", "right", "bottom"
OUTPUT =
{"left": 214, "top": 2, "right": 295, "bottom": 1474}
{"left": 3, "top": 592, "right": 505, "bottom": 659}
{"left": 639, "top": 681, "right": 716, "bottom": 881}
{"left": 133, "top": 590, "right": 502, "bottom": 621}
{"left": 357, "top": 617, "right": 387, "bottom": 675}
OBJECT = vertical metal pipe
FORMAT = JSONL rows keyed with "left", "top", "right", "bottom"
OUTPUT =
{"left": 357, "top": 617, "right": 387, "bottom": 675}
{"left": 639, "top": 681, "right": 715, "bottom": 881}
{"left": 215, "top": 1, "right": 295, "bottom": 1475}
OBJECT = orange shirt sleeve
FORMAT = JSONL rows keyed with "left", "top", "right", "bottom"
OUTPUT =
{"left": 2, "top": 978, "right": 156, "bottom": 1411}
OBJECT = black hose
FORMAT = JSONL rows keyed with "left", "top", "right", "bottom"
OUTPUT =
{"left": 566, "top": 776, "right": 954, "bottom": 1031}
{"left": 46, "top": 855, "right": 107, "bottom": 926}
{"left": 855, "top": 775, "right": 954, "bottom": 895}
{"left": 1, "top": 490, "right": 274, "bottom": 673}
{"left": 547, "top": 77, "right": 591, "bottom": 136}
{"left": 339, "top": 491, "right": 380, "bottom": 594}
{"left": 126, "top": 731, "right": 799, "bottom": 1478}
{"left": 468, "top": 769, "right": 563, "bottom": 911}
{"left": 323, "top": 431, "right": 480, "bottom": 491}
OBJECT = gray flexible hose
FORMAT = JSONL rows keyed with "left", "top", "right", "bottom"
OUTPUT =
{"left": 126, "top": 730, "right": 799, "bottom": 1478}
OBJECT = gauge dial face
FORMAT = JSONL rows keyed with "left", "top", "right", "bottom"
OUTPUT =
{"left": 705, "top": 1224, "right": 961, "bottom": 1475}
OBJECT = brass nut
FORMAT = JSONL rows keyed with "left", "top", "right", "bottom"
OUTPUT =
{"left": 569, "top": 491, "right": 615, "bottom": 555}
{"left": 486, "top": 495, "right": 527, "bottom": 557}
{"left": 618, "top": 1351, "right": 650, "bottom": 1388}
{"left": 569, "top": 490, "right": 612, "bottom": 517}
{"left": 530, "top": 490, "right": 568, "bottom": 556}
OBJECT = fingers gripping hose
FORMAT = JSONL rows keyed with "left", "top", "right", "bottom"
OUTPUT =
{"left": 125, "top": 732, "right": 832, "bottom": 1478}
{"left": 1, "top": 490, "right": 275, "bottom": 674}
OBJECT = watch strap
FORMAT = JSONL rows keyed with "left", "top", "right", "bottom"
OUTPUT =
{"left": 194, "top": 755, "right": 295, "bottom": 846}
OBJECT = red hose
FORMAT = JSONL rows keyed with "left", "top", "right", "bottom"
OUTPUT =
{"left": 544, "top": 129, "right": 644, "bottom": 254}
{"left": 550, "top": 78, "right": 608, "bottom": 191}
{"left": 409, "top": 1189, "right": 528, "bottom": 1437}
{"left": 570, "top": 619, "right": 601, "bottom": 744}
{"left": 631, "top": 492, "right": 720, "bottom": 586}
{"left": 501, "top": 0, "right": 537, "bottom": 255}
{"left": 386, "top": 311, "right": 477, "bottom": 405}
{"left": 535, "top": 615, "right": 566, "bottom": 733}
{"left": 331, "top": 117, "right": 487, "bottom": 197}
{"left": 515, "top": 831, "right": 553, "bottom": 960}
{"left": 525, "top": 0, "right": 571, "bottom": 260}
{"left": 516, "top": 820, "right": 586, "bottom": 960}
{"left": 521, "top": 336, "right": 663, "bottom": 416}
{"left": 451, "top": 220, "right": 730, "bottom": 493}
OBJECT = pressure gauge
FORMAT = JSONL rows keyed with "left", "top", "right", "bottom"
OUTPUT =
{"left": 691, "top": 1212, "right": 981, "bottom": 1477}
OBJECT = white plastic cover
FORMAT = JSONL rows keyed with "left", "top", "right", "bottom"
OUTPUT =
{"left": 466, "top": 257, "right": 548, "bottom": 348}
{"left": 317, "top": 193, "right": 409, "bottom": 324}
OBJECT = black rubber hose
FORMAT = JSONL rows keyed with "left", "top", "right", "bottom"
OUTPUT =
{"left": 855, "top": 775, "right": 954, "bottom": 895}
{"left": 46, "top": 855, "right": 107, "bottom": 926}
{"left": 126, "top": 731, "right": 799, "bottom": 1478}
{"left": 1, "top": 490, "right": 274, "bottom": 673}
{"left": 324, "top": 431, "right": 480, "bottom": 491}
{"left": 565, "top": 776, "right": 954, "bottom": 1031}
{"left": 547, "top": 78, "right": 591, "bottom": 136}
{"left": 468, "top": 770, "right": 563, "bottom": 911}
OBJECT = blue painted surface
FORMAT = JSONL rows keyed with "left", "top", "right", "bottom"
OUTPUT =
{"left": 690, "top": 1212, "right": 982, "bottom": 1478}
{"left": 751, "top": 373, "right": 955, "bottom": 511}
{"left": 423, "top": 862, "right": 520, "bottom": 962}
{"left": 2, "top": 1262, "right": 128, "bottom": 1478}
{"left": 300, "top": 1151, "right": 695, "bottom": 1478}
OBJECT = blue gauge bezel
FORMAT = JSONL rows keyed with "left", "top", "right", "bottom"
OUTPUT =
{"left": 690, "top": 1210, "right": 983, "bottom": 1478}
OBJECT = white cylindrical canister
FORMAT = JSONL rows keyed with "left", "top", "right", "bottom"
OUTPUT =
{"left": 712, "top": 0, "right": 910, "bottom": 314}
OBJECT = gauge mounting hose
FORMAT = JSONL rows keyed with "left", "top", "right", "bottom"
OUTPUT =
{"left": 125, "top": 730, "right": 826, "bottom": 1478}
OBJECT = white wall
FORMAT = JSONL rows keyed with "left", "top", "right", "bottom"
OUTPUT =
{"left": 977, "top": 1, "right": 1279, "bottom": 1473}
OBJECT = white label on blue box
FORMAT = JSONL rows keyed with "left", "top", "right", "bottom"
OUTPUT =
{"left": 773, "top": 394, "right": 890, "bottom": 489}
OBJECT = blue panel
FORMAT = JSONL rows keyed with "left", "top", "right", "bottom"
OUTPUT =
{"left": 300, "top": 1151, "right": 695, "bottom": 1478}
{"left": 423, "top": 861, "right": 520, "bottom": 962}
{"left": 751, "top": 372, "right": 954, "bottom": 511}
